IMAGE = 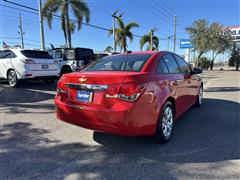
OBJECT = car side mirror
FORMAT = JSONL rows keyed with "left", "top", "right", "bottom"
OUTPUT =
{"left": 191, "top": 67, "right": 202, "bottom": 74}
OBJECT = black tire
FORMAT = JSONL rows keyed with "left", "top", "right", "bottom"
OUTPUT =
{"left": 194, "top": 85, "right": 203, "bottom": 107}
{"left": 7, "top": 70, "right": 19, "bottom": 88}
{"left": 61, "top": 66, "right": 72, "bottom": 75}
{"left": 154, "top": 101, "right": 174, "bottom": 144}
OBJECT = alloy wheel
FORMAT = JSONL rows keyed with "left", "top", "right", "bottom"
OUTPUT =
{"left": 162, "top": 106, "right": 173, "bottom": 139}
{"left": 8, "top": 71, "right": 17, "bottom": 87}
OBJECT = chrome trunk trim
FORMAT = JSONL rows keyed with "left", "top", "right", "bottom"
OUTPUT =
{"left": 66, "top": 83, "right": 108, "bottom": 91}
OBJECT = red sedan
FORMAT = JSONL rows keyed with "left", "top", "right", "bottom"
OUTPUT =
{"left": 54, "top": 51, "right": 203, "bottom": 143}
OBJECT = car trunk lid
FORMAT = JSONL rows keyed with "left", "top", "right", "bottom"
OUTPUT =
{"left": 64, "top": 71, "right": 146, "bottom": 107}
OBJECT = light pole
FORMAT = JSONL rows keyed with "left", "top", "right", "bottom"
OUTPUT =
{"left": 112, "top": 11, "right": 123, "bottom": 52}
{"left": 150, "top": 28, "right": 158, "bottom": 51}
{"left": 167, "top": 36, "right": 173, "bottom": 51}
{"left": 173, "top": 15, "right": 177, "bottom": 53}
{"left": 18, "top": 14, "right": 24, "bottom": 49}
{"left": 38, "top": 0, "right": 45, "bottom": 50}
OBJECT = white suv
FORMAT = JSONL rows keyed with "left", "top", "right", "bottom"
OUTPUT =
{"left": 0, "top": 48, "right": 60, "bottom": 87}
{"left": 48, "top": 47, "right": 94, "bottom": 74}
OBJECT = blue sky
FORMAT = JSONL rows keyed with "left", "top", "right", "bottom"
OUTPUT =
{"left": 0, "top": 0, "right": 239, "bottom": 56}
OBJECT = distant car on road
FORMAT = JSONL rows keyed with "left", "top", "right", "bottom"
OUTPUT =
{"left": 54, "top": 51, "right": 203, "bottom": 143}
{"left": 0, "top": 48, "right": 60, "bottom": 87}
{"left": 48, "top": 47, "right": 94, "bottom": 74}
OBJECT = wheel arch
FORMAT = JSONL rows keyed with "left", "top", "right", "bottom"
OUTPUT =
{"left": 165, "top": 96, "right": 176, "bottom": 116}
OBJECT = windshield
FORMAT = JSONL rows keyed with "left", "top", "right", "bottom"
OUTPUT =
{"left": 84, "top": 54, "right": 151, "bottom": 72}
{"left": 21, "top": 50, "right": 53, "bottom": 59}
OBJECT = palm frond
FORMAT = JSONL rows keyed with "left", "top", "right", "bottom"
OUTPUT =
{"left": 42, "top": 0, "right": 62, "bottom": 29}
{"left": 140, "top": 34, "right": 150, "bottom": 51}
{"left": 125, "top": 22, "right": 139, "bottom": 32}
{"left": 116, "top": 18, "right": 125, "bottom": 29}
{"left": 70, "top": 0, "right": 90, "bottom": 30}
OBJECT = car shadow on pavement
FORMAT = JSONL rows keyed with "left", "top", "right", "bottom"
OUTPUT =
{"left": 0, "top": 98, "right": 239, "bottom": 179}
{"left": 0, "top": 81, "right": 56, "bottom": 104}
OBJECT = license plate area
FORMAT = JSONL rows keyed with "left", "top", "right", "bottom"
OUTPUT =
{"left": 42, "top": 65, "right": 49, "bottom": 69}
{"left": 76, "top": 90, "right": 93, "bottom": 102}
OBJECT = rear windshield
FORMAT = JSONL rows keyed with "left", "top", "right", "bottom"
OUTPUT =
{"left": 64, "top": 49, "right": 93, "bottom": 65}
{"left": 75, "top": 49, "right": 93, "bottom": 60}
{"left": 84, "top": 54, "right": 151, "bottom": 72}
{"left": 21, "top": 50, "right": 53, "bottom": 59}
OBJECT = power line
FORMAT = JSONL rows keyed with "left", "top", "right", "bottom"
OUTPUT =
{"left": 88, "top": 2, "right": 154, "bottom": 32}
{"left": 136, "top": 2, "right": 172, "bottom": 25}
{"left": 2, "top": 0, "right": 111, "bottom": 31}
{"left": 157, "top": 1, "right": 191, "bottom": 26}
{"left": 1, "top": 0, "right": 179, "bottom": 51}
{"left": 1, "top": 1, "right": 151, "bottom": 39}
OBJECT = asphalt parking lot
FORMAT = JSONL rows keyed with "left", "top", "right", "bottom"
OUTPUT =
{"left": 0, "top": 71, "right": 240, "bottom": 180}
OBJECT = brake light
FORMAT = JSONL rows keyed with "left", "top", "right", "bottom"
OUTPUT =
{"left": 56, "top": 77, "right": 67, "bottom": 100}
{"left": 53, "top": 60, "right": 58, "bottom": 65}
{"left": 20, "top": 59, "right": 36, "bottom": 64}
{"left": 105, "top": 83, "right": 147, "bottom": 102}
{"left": 105, "top": 85, "right": 120, "bottom": 98}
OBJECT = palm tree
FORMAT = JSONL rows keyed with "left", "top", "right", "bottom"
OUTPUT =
{"left": 140, "top": 32, "right": 159, "bottom": 51}
{"left": 109, "top": 18, "right": 139, "bottom": 52}
{"left": 42, "top": 0, "right": 90, "bottom": 48}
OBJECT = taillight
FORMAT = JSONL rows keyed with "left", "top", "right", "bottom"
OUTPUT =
{"left": 53, "top": 60, "right": 58, "bottom": 65}
{"left": 105, "top": 83, "right": 147, "bottom": 102}
{"left": 105, "top": 85, "right": 120, "bottom": 98}
{"left": 20, "top": 59, "right": 36, "bottom": 64}
{"left": 56, "top": 77, "right": 67, "bottom": 100}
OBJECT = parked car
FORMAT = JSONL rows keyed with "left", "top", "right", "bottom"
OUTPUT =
{"left": 94, "top": 51, "right": 120, "bottom": 60}
{"left": 0, "top": 48, "right": 60, "bottom": 87}
{"left": 48, "top": 47, "right": 94, "bottom": 74}
{"left": 54, "top": 51, "right": 203, "bottom": 143}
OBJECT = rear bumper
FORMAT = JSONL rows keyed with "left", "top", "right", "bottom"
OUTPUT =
{"left": 18, "top": 70, "right": 60, "bottom": 79}
{"left": 54, "top": 97, "right": 157, "bottom": 136}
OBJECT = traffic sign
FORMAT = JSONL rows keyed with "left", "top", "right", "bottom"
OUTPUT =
{"left": 180, "top": 39, "right": 193, "bottom": 49}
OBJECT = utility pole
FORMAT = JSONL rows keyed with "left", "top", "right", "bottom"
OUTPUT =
{"left": 38, "top": 0, "right": 45, "bottom": 50}
{"left": 18, "top": 14, "right": 24, "bottom": 49}
{"left": 173, "top": 15, "right": 176, "bottom": 53}
{"left": 167, "top": 36, "right": 172, "bottom": 51}
{"left": 150, "top": 27, "right": 158, "bottom": 51}
{"left": 112, "top": 11, "right": 123, "bottom": 52}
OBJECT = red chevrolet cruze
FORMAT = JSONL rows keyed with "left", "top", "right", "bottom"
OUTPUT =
{"left": 54, "top": 51, "right": 203, "bottom": 143}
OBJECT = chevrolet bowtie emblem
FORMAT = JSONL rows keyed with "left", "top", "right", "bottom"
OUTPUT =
{"left": 79, "top": 77, "right": 87, "bottom": 83}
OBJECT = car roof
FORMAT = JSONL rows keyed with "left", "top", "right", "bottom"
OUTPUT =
{"left": 50, "top": 47, "right": 93, "bottom": 51}
{"left": 113, "top": 51, "right": 160, "bottom": 56}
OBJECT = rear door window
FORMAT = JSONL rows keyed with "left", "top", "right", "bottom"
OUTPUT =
{"left": 55, "top": 51, "right": 63, "bottom": 58}
{"left": 156, "top": 58, "right": 169, "bottom": 74}
{"left": 21, "top": 50, "right": 53, "bottom": 59}
{"left": 0, "top": 50, "right": 17, "bottom": 59}
{"left": 162, "top": 54, "right": 180, "bottom": 73}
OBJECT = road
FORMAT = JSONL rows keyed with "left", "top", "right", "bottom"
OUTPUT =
{"left": 0, "top": 71, "right": 240, "bottom": 180}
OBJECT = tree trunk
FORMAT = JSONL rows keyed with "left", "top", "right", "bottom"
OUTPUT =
{"left": 210, "top": 60, "right": 214, "bottom": 70}
{"left": 210, "top": 52, "right": 219, "bottom": 70}
{"left": 65, "top": 6, "right": 71, "bottom": 48}
{"left": 196, "top": 52, "right": 203, "bottom": 67}
{"left": 68, "top": 28, "right": 71, "bottom": 48}
{"left": 64, "top": 14, "right": 69, "bottom": 48}
{"left": 236, "top": 64, "right": 239, "bottom": 71}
